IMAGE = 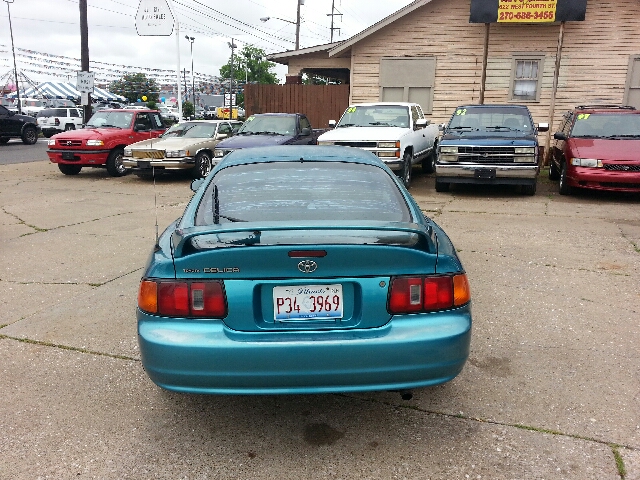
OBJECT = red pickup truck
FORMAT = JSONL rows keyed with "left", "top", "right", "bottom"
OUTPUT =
{"left": 47, "top": 109, "right": 165, "bottom": 176}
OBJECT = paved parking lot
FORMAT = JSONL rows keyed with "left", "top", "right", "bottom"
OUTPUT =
{"left": 1, "top": 159, "right": 639, "bottom": 479}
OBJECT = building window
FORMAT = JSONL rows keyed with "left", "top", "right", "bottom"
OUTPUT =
{"left": 379, "top": 57, "right": 436, "bottom": 114}
{"left": 510, "top": 55, "right": 544, "bottom": 102}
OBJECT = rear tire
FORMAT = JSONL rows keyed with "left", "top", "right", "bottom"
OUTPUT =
{"left": 435, "top": 179, "right": 450, "bottom": 192}
{"left": 21, "top": 126, "right": 38, "bottom": 145}
{"left": 58, "top": 164, "right": 82, "bottom": 175}
{"left": 401, "top": 151, "right": 412, "bottom": 189}
{"left": 106, "top": 148, "right": 127, "bottom": 177}
{"left": 42, "top": 131, "right": 54, "bottom": 138}
{"left": 559, "top": 161, "right": 572, "bottom": 195}
{"left": 64, "top": 124, "right": 75, "bottom": 131}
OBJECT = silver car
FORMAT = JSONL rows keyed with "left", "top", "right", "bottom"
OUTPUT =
{"left": 122, "top": 120, "right": 242, "bottom": 178}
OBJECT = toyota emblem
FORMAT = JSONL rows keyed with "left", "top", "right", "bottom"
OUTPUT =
{"left": 297, "top": 260, "right": 317, "bottom": 273}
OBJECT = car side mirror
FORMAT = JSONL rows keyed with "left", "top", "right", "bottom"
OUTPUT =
{"left": 553, "top": 132, "right": 566, "bottom": 141}
{"left": 328, "top": 119, "right": 336, "bottom": 128}
{"left": 190, "top": 178, "right": 205, "bottom": 192}
{"left": 438, "top": 123, "right": 446, "bottom": 132}
{"left": 415, "top": 118, "right": 427, "bottom": 129}
{"left": 301, "top": 127, "right": 311, "bottom": 136}
{"left": 216, "top": 133, "right": 228, "bottom": 140}
{"left": 537, "top": 122, "right": 549, "bottom": 132}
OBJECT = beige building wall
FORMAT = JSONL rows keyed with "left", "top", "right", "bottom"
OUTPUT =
{"left": 347, "top": 0, "right": 640, "bottom": 132}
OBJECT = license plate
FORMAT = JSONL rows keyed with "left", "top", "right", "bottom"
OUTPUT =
{"left": 475, "top": 168, "right": 496, "bottom": 179}
{"left": 273, "top": 284, "right": 343, "bottom": 321}
{"left": 61, "top": 152, "right": 75, "bottom": 160}
{"left": 138, "top": 161, "right": 151, "bottom": 168}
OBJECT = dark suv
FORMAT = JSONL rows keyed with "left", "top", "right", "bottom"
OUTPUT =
{"left": 550, "top": 105, "right": 640, "bottom": 194}
{"left": 0, "top": 105, "right": 40, "bottom": 145}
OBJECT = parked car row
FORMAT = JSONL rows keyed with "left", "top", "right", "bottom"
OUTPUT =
{"left": 39, "top": 102, "right": 640, "bottom": 195}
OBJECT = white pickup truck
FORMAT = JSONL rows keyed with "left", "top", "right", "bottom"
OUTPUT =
{"left": 317, "top": 102, "right": 440, "bottom": 188}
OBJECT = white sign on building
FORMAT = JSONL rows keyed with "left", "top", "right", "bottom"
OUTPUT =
{"left": 77, "top": 71, "right": 94, "bottom": 93}
{"left": 135, "top": 0, "right": 174, "bottom": 36}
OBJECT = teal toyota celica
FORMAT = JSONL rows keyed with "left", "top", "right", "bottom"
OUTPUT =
{"left": 137, "top": 145, "right": 472, "bottom": 395}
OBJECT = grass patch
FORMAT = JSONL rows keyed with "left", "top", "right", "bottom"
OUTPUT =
{"left": 611, "top": 445, "right": 627, "bottom": 479}
{"left": 0, "top": 334, "right": 138, "bottom": 362}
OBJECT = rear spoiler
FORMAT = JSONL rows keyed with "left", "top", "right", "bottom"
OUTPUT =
{"left": 171, "top": 221, "right": 434, "bottom": 258}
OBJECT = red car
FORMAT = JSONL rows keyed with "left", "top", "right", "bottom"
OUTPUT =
{"left": 47, "top": 109, "right": 165, "bottom": 176}
{"left": 550, "top": 105, "right": 640, "bottom": 194}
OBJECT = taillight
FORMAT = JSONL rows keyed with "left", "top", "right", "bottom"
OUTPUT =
{"left": 388, "top": 274, "right": 470, "bottom": 314}
{"left": 54, "top": 118, "right": 60, "bottom": 126}
{"left": 138, "top": 279, "right": 227, "bottom": 318}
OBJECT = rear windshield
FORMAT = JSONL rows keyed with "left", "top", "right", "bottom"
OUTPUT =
{"left": 38, "top": 108, "right": 67, "bottom": 117}
{"left": 570, "top": 113, "right": 640, "bottom": 137}
{"left": 195, "top": 161, "right": 410, "bottom": 225}
{"left": 448, "top": 106, "right": 534, "bottom": 133}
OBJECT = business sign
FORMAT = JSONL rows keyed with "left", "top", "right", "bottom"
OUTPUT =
{"left": 77, "top": 71, "right": 94, "bottom": 93}
{"left": 470, "top": 0, "right": 587, "bottom": 23}
{"left": 135, "top": 0, "right": 174, "bottom": 36}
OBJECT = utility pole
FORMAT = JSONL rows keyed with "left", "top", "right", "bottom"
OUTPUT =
{"left": 327, "top": 0, "right": 342, "bottom": 43}
{"left": 4, "top": 0, "right": 21, "bottom": 113}
{"left": 79, "top": 0, "right": 91, "bottom": 123}
{"left": 228, "top": 39, "right": 237, "bottom": 110}
{"left": 295, "top": 0, "right": 302, "bottom": 50}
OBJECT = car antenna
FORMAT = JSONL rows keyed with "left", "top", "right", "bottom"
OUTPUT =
{"left": 213, "top": 184, "right": 220, "bottom": 224}
{"left": 153, "top": 166, "right": 160, "bottom": 250}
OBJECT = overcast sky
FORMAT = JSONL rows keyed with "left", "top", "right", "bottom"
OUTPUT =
{"left": 0, "top": 0, "right": 412, "bottom": 88}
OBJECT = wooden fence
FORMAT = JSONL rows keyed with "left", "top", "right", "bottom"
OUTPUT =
{"left": 244, "top": 84, "right": 350, "bottom": 129}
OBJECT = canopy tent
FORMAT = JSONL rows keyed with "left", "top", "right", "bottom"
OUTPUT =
{"left": 6, "top": 81, "right": 125, "bottom": 102}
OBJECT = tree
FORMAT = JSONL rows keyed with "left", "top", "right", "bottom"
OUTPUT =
{"left": 109, "top": 73, "right": 159, "bottom": 104}
{"left": 182, "top": 101, "right": 194, "bottom": 118}
{"left": 302, "top": 74, "right": 342, "bottom": 85}
{"left": 220, "top": 45, "right": 279, "bottom": 87}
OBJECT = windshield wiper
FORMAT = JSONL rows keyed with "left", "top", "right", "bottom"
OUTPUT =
{"left": 602, "top": 134, "right": 640, "bottom": 138}
{"left": 212, "top": 185, "right": 246, "bottom": 224}
{"left": 368, "top": 122, "right": 391, "bottom": 126}
{"left": 337, "top": 123, "right": 355, "bottom": 127}
{"left": 447, "top": 126, "right": 475, "bottom": 131}
{"left": 485, "top": 125, "right": 514, "bottom": 131}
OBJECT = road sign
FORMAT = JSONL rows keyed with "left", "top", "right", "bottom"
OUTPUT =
{"left": 77, "top": 72, "right": 94, "bottom": 93}
{"left": 224, "top": 94, "right": 236, "bottom": 107}
{"left": 135, "top": 0, "right": 174, "bottom": 36}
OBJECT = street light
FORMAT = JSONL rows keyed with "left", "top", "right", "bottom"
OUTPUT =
{"left": 260, "top": 0, "right": 303, "bottom": 50}
{"left": 185, "top": 35, "right": 195, "bottom": 108}
{"left": 4, "top": 0, "right": 21, "bottom": 113}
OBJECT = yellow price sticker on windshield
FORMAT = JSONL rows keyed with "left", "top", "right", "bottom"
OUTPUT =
{"left": 577, "top": 114, "right": 590, "bottom": 120}
{"left": 346, "top": 107, "right": 357, "bottom": 113}
{"left": 455, "top": 109, "right": 467, "bottom": 116}
{"left": 246, "top": 116, "right": 255, "bottom": 122}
